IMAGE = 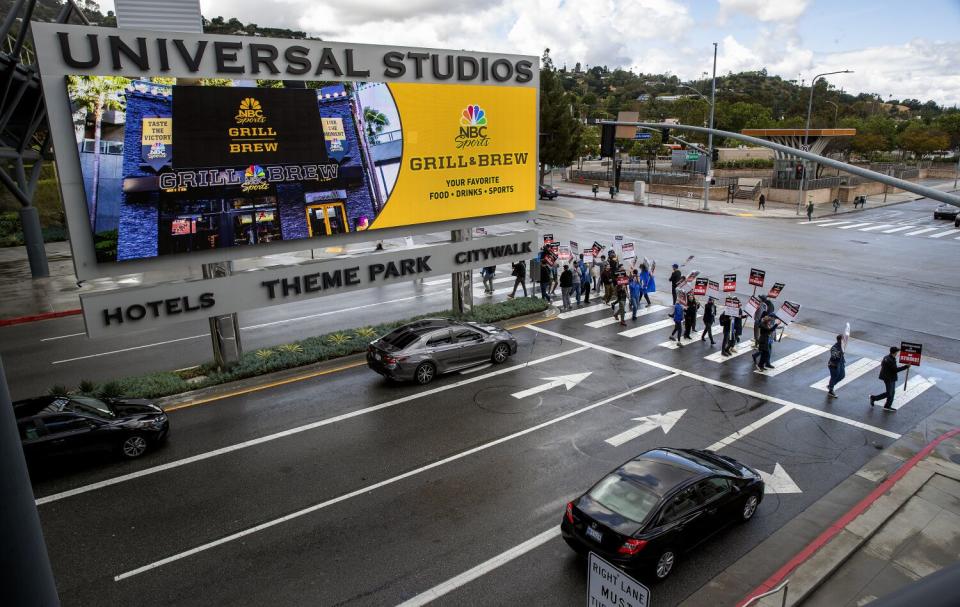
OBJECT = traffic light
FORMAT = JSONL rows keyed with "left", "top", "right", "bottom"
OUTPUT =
{"left": 600, "top": 124, "right": 616, "bottom": 157}
{"left": 795, "top": 163, "right": 804, "bottom": 180}
{"left": 712, "top": 148, "right": 719, "bottom": 162}
{"left": 660, "top": 128, "right": 670, "bottom": 144}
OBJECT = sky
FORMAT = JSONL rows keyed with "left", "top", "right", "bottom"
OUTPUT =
{"left": 98, "top": 0, "right": 960, "bottom": 106}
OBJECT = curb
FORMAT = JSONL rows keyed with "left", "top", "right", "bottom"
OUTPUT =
{"left": 737, "top": 427, "right": 960, "bottom": 607}
{"left": 557, "top": 191, "right": 728, "bottom": 216}
{"left": 0, "top": 308, "right": 82, "bottom": 327}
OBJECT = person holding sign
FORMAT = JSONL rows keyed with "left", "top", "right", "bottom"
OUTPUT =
{"left": 683, "top": 296, "right": 700, "bottom": 339}
{"left": 669, "top": 264, "right": 683, "bottom": 304}
{"left": 628, "top": 273, "right": 642, "bottom": 321}
{"left": 719, "top": 308, "right": 733, "bottom": 355}
{"left": 669, "top": 301, "right": 685, "bottom": 347}
{"left": 638, "top": 263, "right": 655, "bottom": 306}
{"left": 826, "top": 334, "right": 846, "bottom": 398}
{"left": 613, "top": 281, "right": 628, "bottom": 327}
{"left": 701, "top": 297, "right": 717, "bottom": 346}
{"left": 870, "top": 346, "right": 909, "bottom": 411}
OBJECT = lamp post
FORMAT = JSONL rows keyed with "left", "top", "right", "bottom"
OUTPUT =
{"left": 704, "top": 42, "right": 717, "bottom": 211}
{"left": 796, "top": 70, "right": 853, "bottom": 214}
{"left": 825, "top": 101, "right": 839, "bottom": 127}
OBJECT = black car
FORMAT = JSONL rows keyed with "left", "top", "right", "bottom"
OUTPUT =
{"left": 561, "top": 448, "right": 764, "bottom": 580}
{"left": 539, "top": 184, "right": 558, "bottom": 199}
{"left": 933, "top": 203, "right": 959, "bottom": 222}
{"left": 15, "top": 395, "right": 169, "bottom": 461}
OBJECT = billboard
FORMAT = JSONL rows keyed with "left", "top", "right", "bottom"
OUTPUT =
{"left": 33, "top": 24, "right": 538, "bottom": 279}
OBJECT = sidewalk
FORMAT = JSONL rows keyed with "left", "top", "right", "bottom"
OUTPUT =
{"left": 680, "top": 394, "right": 960, "bottom": 607}
{"left": 552, "top": 178, "right": 958, "bottom": 219}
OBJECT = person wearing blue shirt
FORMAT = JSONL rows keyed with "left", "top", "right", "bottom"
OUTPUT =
{"left": 638, "top": 264, "right": 655, "bottom": 307}
{"left": 669, "top": 301, "right": 685, "bottom": 347}
{"left": 628, "top": 273, "right": 642, "bottom": 320}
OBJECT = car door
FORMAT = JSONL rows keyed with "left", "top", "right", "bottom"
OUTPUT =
{"left": 424, "top": 330, "right": 459, "bottom": 372}
{"left": 692, "top": 477, "right": 737, "bottom": 537}
{"left": 656, "top": 485, "right": 709, "bottom": 552}
{"left": 17, "top": 417, "right": 45, "bottom": 460}
{"left": 452, "top": 327, "right": 489, "bottom": 365}
{"left": 37, "top": 414, "right": 100, "bottom": 457}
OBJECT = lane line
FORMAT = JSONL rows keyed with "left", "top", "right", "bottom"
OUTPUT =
{"left": 526, "top": 325, "right": 900, "bottom": 439}
{"left": 810, "top": 357, "right": 879, "bottom": 392}
{"left": 113, "top": 373, "right": 678, "bottom": 581}
{"left": 815, "top": 221, "right": 852, "bottom": 227}
{"left": 52, "top": 335, "right": 205, "bottom": 364}
{"left": 836, "top": 223, "right": 873, "bottom": 230}
{"left": 41, "top": 332, "right": 86, "bottom": 342}
{"left": 929, "top": 229, "right": 960, "bottom": 239}
{"left": 36, "top": 347, "right": 588, "bottom": 506}
{"left": 858, "top": 224, "right": 894, "bottom": 232}
{"left": 892, "top": 375, "right": 935, "bottom": 410}
{"left": 905, "top": 227, "right": 940, "bottom": 236}
{"left": 881, "top": 226, "right": 913, "bottom": 234}
{"left": 798, "top": 219, "right": 835, "bottom": 225}
{"left": 585, "top": 305, "right": 667, "bottom": 329}
{"left": 618, "top": 318, "right": 673, "bottom": 338}
{"left": 706, "top": 407, "right": 793, "bottom": 452}
{"left": 395, "top": 528, "right": 561, "bottom": 607}
{"left": 704, "top": 339, "right": 755, "bottom": 362}
{"left": 754, "top": 344, "right": 829, "bottom": 377}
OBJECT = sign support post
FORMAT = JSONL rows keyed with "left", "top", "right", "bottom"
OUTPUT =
{"left": 451, "top": 230, "right": 473, "bottom": 315}
{"left": 202, "top": 262, "right": 243, "bottom": 369}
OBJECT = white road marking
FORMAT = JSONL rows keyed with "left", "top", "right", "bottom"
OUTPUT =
{"left": 40, "top": 332, "right": 86, "bottom": 342}
{"left": 526, "top": 325, "right": 900, "bottom": 439}
{"left": 810, "top": 357, "right": 880, "bottom": 392}
{"left": 858, "top": 224, "right": 895, "bottom": 232}
{"left": 799, "top": 219, "right": 836, "bottom": 225}
{"left": 557, "top": 303, "right": 608, "bottom": 319}
{"left": 511, "top": 372, "right": 592, "bottom": 399}
{"left": 706, "top": 407, "right": 793, "bottom": 451}
{"left": 618, "top": 317, "right": 674, "bottom": 337}
{"left": 892, "top": 375, "right": 935, "bottom": 410}
{"left": 52, "top": 335, "right": 206, "bottom": 364}
{"left": 36, "top": 347, "right": 588, "bottom": 506}
{"left": 754, "top": 344, "right": 829, "bottom": 377}
{"left": 905, "top": 227, "right": 940, "bottom": 236}
{"left": 929, "top": 229, "right": 960, "bottom": 239}
{"left": 605, "top": 407, "right": 685, "bottom": 447}
{"left": 395, "top": 527, "right": 562, "bottom": 607}
{"left": 816, "top": 221, "right": 853, "bottom": 227}
{"left": 658, "top": 325, "right": 720, "bottom": 349}
{"left": 836, "top": 223, "right": 874, "bottom": 230}
{"left": 759, "top": 463, "right": 802, "bottom": 494}
{"left": 881, "top": 226, "right": 913, "bottom": 234}
{"left": 459, "top": 363, "right": 492, "bottom": 375}
{"left": 704, "top": 339, "right": 754, "bottom": 362}
{"left": 113, "top": 373, "right": 678, "bottom": 581}
{"left": 586, "top": 304, "right": 666, "bottom": 328}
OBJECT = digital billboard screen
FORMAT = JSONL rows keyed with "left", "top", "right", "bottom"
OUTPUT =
{"left": 68, "top": 76, "right": 536, "bottom": 263}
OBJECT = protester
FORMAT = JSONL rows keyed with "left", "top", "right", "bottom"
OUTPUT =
{"left": 539, "top": 259, "right": 552, "bottom": 302}
{"left": 613, "top": 281, "right": 628, "bottom": 327}
{"left": 701, "top": 297, "right": 717, "bottom": 345}
{"left": 628, "top": 273, "right": 642, "bottom": 321}
{"left": 638, "top": 263, "right": 655, "bottom": 306}
{"left": 591, "top": 257, "right": 602, "bottom": 291}
{"left": 669, "top": 263, "right": 683, "bottom": 304}
{"left": 753, "top": 315, "right": 779, "bottom": 369}
{"left": 832, "top": 198, "right": 840, "bottom": 213}
{"left": 826, "top": 334, "right": 846, "bottom": 398}
{"left": 549, "top": 260, "right": 559, "bottom": 295}
{"left": 758, "top": 193, "right": 766, "bottom": 210}
{"left": 753, "top": 294, "right": 769, "bottom": 346}
{"left": 481, "top": 265, "right": 496, "bottom": 294}
{"left": 607, "top": 250, "right": 619, "bottom": 270}
{"left": 572, "top": 255, "right": 585, "bottom": 305}
{"left": 507, "top": 259, "right": 526, "bottom": 298}
{"left": 719, "top": 309, "right": 733, "bottom": 355}
{"left": 580, "top": 254, "right": 592, "bottom": 304}
{"left": 870, "top": 346, "right": 909, "bottom": 410}
{"left": 601, "top": 264, "right": 614, "bottom": 305}
{"left": 669, "top": 300, "right": 684, "bottom": 347}
{"left": 559, "top": 264, "right": 574, "bottom": 311}
{"left": 806, "top": 199, "right": 815, "bottom": 222}
{"left": 683, "top": 296, "right": 699, "bottom": 339}
{"left": 734, "top": 309, "right": 746, "bottom": 344}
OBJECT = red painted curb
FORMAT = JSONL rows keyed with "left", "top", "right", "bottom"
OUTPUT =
{"left": 0, "top": 308, "right": 82, "bottom": 327}
{"left": 737, "top": 427, "right": 960, "bottom": 606}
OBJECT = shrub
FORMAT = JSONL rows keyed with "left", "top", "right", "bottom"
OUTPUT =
{"left": 78, "top": 379, "right": 96, "bottom": 394}
{"left": 48, "top": 384, "right": 69, "bottom": 396}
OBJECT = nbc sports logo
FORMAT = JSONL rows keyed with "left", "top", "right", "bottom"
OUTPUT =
{"left": 460, "top": 104, "right": 487, "bottom": 127}
{"left": 236, "top": 97, "right": 266, "bottom": 124}
{"left": 456, "top": 105, "right": 490, "bottom": 149}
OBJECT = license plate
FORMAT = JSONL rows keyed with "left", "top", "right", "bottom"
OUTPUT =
{"left": 585, "top": 526, "right": 603, "bottom": 543}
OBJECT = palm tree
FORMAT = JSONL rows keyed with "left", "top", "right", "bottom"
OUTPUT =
{"left": 69, "top": 75, "right": 130, "bottom": 231}
{"left": 363, "top": 107, "right": 389, "bottom": 144}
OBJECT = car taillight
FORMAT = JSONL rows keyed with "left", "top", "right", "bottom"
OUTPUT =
{"left": 565, "top": 502, "right": 575, "bottom": 524}
{"left": 617, "top": 538, "right": 647, "bottom": 555}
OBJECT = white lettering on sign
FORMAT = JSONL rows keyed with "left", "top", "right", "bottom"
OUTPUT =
{"left": 588, "top": 552, "right": 650, "bottom": 607}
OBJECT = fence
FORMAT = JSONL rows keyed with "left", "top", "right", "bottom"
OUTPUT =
{"left": 568, "top": 169, "right": 736, "bottom": 188}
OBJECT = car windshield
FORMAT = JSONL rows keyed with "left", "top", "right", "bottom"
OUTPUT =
{"left": 67, "top": 396, "right": 115, "bottom": 419}
{"left": 380, "top": 329, "right": 421, "bottom": 350}
{"left": 588, "top": 474, "right": 660, "bottom": 524}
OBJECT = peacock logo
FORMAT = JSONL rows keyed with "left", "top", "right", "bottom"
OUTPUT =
{"left": 456, "top": 104, "right": 490, "bottom": 149}
{"left": 235, "top": 97, "right": 266, "bottom": 124}
{"left": 459, "top": 105, "right": 487, "bottom": 127}
{"left": 241, "top": 164, "right": 268, "bottom": 192}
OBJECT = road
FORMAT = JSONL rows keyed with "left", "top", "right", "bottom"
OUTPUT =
{"left": 1, "top": 194, "right": 958, "bottom": 400}
{"left": 21, "top": 194, "right": 960, "bottom": 606}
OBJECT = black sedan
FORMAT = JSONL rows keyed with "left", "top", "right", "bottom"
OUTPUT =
{"left": 15, "top": 395, "right": 169, "bottom": 461}
{"left": 561, "top": 448, "right": 764, "bottom": 580}
{"left": 933, "top": 203, "right": 959, "bottom": 222}
{"left": 539, "top": 184, "right": 559, "bottom": 199}
{"left": 367, "top": 318, "right": 518, "bottom": 384}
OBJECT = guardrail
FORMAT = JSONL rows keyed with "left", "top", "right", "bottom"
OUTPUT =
{"left": 742, "top": 579, "right": 789, "bottom": 607}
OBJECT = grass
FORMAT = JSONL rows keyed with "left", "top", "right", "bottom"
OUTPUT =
{"left": 56, "top": 297, "right": 549, "bottom": 401}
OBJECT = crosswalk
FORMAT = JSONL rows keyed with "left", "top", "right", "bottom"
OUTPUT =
{"left": 803, "top": 218, "right": 960, "bottom": 241}
{"left": 547, "top": 295, "right": 938, "bottom": 412}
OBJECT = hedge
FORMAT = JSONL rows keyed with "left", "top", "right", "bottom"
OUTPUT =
{"left": 55, "top": 297, "right": 550, "bottom": 401}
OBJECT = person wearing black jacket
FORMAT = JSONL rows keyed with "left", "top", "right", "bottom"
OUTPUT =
{"left": 870, "top": 346, "right": 909, "bottom": 410}
{"left": 559, "top": 264, "right": 574, "bottom": 311}
{"left": 683, "top": 297, "right": 699, "bottom": 339}
{"left": 701, "top": 298, "right": 717, "bottom": 345}
{"left": 539, "top": 261, "right": 552, "bottom": 302}
{"left": 669, "top": 264, "right": 683, "bottom": 304}
{"left": 508, "top": 260, "right": 527, "bottom": 298}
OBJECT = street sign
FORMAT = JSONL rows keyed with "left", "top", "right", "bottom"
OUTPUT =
{"left": 749, "top": 268, "right": 765, "bottom": 287}
{"left": 634, "top": 132, "right": 652, "bottom": 140}
{"left": 588, "top": 552, "right": 650, "bottom": 607}
{"left": 799, "top": 144, "right": 810, "bottom": 152}
{"left": 686, "top": 152, "right": 700, "bottom": 161}
{"left": 899, "top": 342, "right": 922, "bottom": 366}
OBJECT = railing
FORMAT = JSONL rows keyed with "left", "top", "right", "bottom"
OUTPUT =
{"left": 79, "top": 139, "right": 124, "bottom": 155}
{"left": 767, "top": 177, "right": 846, "bottom": 190}
{"left": 3, "top": 32, "right": 35, "bottom": 66}
{"left": 568, "top": 169, "right": 736, "bottom": 187}
{"left": 742, "top": 579, "right": 789, "bottom": 607}
{"left": 370, "top": 129, "right": 401, "bottom": 145}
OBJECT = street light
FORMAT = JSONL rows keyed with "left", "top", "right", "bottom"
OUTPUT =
{"left": 824, "top": 101, "right": 839, "bottom": 128}
{"left": 797, "top": 69, "right": 853, "bottom": 214}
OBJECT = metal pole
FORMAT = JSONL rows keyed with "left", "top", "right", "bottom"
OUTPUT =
{"left": 797, "top": 77, "right": 817, "bottom": 215}
{"left": 451, "top": 230, "right": 473, "bottom": 315}
{"left": 954, "top": 153, "right": 959, "bottom": 190}
{"left": 0, "top": 356, "right": 61, "bottom": 607}
{"left": 704, "top": 42, "right": 717, "bottom": 211}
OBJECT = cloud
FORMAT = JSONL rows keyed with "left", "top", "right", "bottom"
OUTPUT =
{"left": 717, "top": 0, "right": 810, "bottom": 23}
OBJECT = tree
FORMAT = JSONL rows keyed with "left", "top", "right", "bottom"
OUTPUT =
{"left": 68, "top": 75, "right": 129, "bottom": 232}
{"left": 898, "top": 123, "right": 949, "bottom": 158}
{"left": 362, "top": 107, "right": 390, "bottom": 143}
{"left": 934, "top": 113, "right": 960, "bottom": 150}
{"left": 538, "top": 49, "right": 583, "bottom": 183}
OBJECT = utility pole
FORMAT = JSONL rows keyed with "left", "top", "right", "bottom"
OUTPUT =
{"left": 704, "top": 42, "right": 717, "bottom": 211}
{"left": 797, "top": 70, "right": 853, "bottom": 214}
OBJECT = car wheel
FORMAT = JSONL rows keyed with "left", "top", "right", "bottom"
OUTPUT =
{"left": 741, "top": 493, "right": 760, "bottom": 522}
{"left": 120, "top": 434, "right": 149, "bottom": 459}
{"left": 492, "top": 343, "right": 511, "bottom": 364}
{"left": 653, "top": 549, "right": 676, "bottom": 580}
{"left": 414, "top": 362, "right": 436, "bottom": 385}
{"left": 955, "top": 217, "right": 959, "bottom": 228}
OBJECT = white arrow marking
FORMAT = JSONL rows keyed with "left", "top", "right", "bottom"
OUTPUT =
{"left": 510, "top": 372, "right": 592, "bottom": 399}
{"left": 758, "top": 463, "right": 802, "bottom": 494}
{"left": 605, "top": 409, "right": 687, "bottom": 447}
